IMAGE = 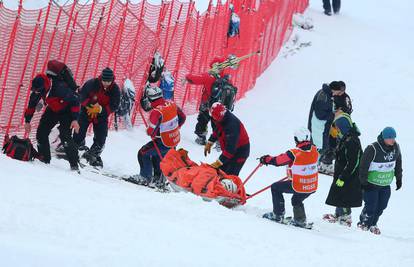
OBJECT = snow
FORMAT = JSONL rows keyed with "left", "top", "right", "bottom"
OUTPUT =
{"left": 1, "top": 0, "right": 414, "bottom": 266}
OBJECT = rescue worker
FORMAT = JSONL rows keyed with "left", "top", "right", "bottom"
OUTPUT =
{"left": 23, "top": 60, "right": 80, "bottom": 171}
{"left": 185, "top": 57, "right": 228, "bottom": 145}
{"left": 204, "top": 102, "right": 250, "bottom": 176}
{"left": 260, "top": 127, "right": 319, "bottom": 227}
{"left": 73, "top": 67, "right": 120, "bottom": 167}
{"left": 357, "top": 127, "right": 403, "bottom": 235}
{"left": 130, "top": 86, "right": 186, "bottom": 188}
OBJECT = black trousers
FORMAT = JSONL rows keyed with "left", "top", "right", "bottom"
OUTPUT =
{"left": 323, "top": 0, "right": 341, "bottom": 12}
{"left": 73, "top": 110, "right": 108, "bottom": 155}
{"left": 194, "top": 108, "right": 210, "bottom": 137}
{"left": 36, "top": 107, "right": 79, "bottom": 167}
{"left": 271, "top": 180, "right": 312, "bottom": 216}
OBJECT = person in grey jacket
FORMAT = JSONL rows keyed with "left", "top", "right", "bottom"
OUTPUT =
{"left": 357, "top": 127, "right": 403, "bottom": 235}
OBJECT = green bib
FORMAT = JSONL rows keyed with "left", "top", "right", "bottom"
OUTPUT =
{"left": 367, "top": 161, "right": 396, "bottom": 186}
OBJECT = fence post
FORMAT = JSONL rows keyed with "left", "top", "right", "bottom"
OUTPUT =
{"left": 164, "top": 2, "right": 183, "bottom": 65}
{"left": 63, "top": 11, "right": 79, "bottom": 63}
{"left": 18, "top": 9, "right": 43, "bottom": 128}
{"left": 162, "top": 0, "right": 175, "bottom": 58}
{"left": 173, "top": 0, "right": 194, "bottom": 81}
{"left": 93, "top": 0, "right": 114, "bottom": 77}
{"left": 41, "top": 7, "right": 63, "bottom": 73}
{"left": 58, "top": 0, "right": 77, "bottom": 60}
{"left": 81, "top": 6, "right": 105, "bottom": 82}
{"left": 0, "top": 0, "right": 23, "bottom": 118}
{"left": 180, "top": 11, "right": 200, "bottom": 110}
{"left": 74, "top": 0, "right": 96, "bottom": 81}
{"left": 108, "top": 2, "right": 129, "bottom": 129}
{"left": 126, "top": 0, "right": 146, "bottom": 77}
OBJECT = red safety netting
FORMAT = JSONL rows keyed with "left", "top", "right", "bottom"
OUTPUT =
{"left": 0, "top": 0, "right": 308, "bottom": 142}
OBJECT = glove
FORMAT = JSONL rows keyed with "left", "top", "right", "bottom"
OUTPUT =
{"left": 204, "top": 141, "right": 213, "bottom": 157}
{"left": 86, "top": 103, "right": 102, "bottom": 119}
{"left": 210, "top": 160, "right": 223, "bottom": 169}
{"left": 259, "top": 155, "right": 273, "bottom": 166}
{"left": 396, "top": 179, "right": 402, "bottom": 191}
{"left": 336, "top": 178, "right": 345, "bottom": 187}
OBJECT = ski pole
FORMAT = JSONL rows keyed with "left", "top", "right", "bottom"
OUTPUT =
{"left": 246, "top": 176, "right": 288, "bottom": 200}
{"left": 152, "top": 138, "right": 164, "bottom": 160}
{"left": 242, "top": 163, "right": 263, "bottom": 185}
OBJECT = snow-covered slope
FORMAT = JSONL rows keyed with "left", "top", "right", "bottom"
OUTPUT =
{"left": 1, "top": 0, "right": 413, "bottom": 266}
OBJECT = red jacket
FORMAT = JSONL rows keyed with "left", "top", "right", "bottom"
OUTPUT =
{"left": 79, "top": 77, "right": 121, "bottom": 121}
{"left": 266, "top": 141, "right": 313, "bottom": 167}
{"left": 185, "top": 57, "right": 229, "bottom": 103}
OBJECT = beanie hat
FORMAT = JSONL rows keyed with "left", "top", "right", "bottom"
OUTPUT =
{"left": 101, "top": 67, "right": 114, "bottom": 82}
{"left": 329, "top": 81, "right": 343, "bottom": 91}
{"left": 382, "top": 127, "right": 396, "bottom": 139}
{"left": 32, "top": 76, "right": 44, "bottom": 89}
{"left": 335, "top": 117, "right": 352, "bottom": 137}
{"left": 337, "top": 81, "right": 346, "bottom": 90}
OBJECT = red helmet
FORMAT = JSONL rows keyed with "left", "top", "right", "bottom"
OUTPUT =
{"left": 210, "top": 102, "right": 227, "bottom": 121}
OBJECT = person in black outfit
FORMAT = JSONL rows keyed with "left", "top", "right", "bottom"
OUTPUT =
{"left": 323, "top": 0, "right": 341, "bottom": 16}
{"left": 24, "top": 60, "right": 80, "bottom": 171}
{"left": 73, "top": 68, "right": 120, "bottom": 167}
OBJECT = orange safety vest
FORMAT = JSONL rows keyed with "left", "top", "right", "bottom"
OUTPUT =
{"left": 287, "top": 145, "right": 319, "bottom": 193}
{"left": 155, "top": 101, "right": 180, "bottom": 148}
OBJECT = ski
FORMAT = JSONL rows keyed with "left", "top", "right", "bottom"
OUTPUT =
{"left": 263, "top": 215, "right": 313, "bottom": 230}
{"left": 209, "top": 50, "right": 260, "bottom": 74}
{"left": 78, "top": 163, "right": 171, "bottom": 193}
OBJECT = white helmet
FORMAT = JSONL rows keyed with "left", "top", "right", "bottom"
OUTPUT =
{"left": 294, "top": 127, "right": 311, "bottom": 143}
{"left": 220, "top": 179, "right": 238, "bottom": 193}
{"left": 146, "top": 86, "right": 163, "bottom": 101}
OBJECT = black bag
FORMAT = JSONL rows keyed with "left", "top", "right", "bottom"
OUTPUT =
{"left": 209, "top": 76, "right": 238, "bottom": 111}
{"left": 2, "top": 135, "right": 37, "bottom": 161}
{"left": 46, "top": 60, "right": 78, "bottom": 91}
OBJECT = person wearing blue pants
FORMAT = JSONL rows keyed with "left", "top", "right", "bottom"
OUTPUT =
{"left": 358, "top": 127, "right": 403, "bottom": 235}
{"left": 260, "top": 127, "right": 319, "bottom": 227}
{"left": 130, "top": 86, "right": 186, "bottom": 188}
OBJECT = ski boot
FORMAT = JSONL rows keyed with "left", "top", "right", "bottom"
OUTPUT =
{"left": 70, "top": 164, "right": 80, "bottom": 174}
{"left": 338, "top": 214, "right": 352, "bottom": 227}
{"left": 125, "top": 174, "right": 150, "bottom": 186}
{"left": 357, "top": 221, "right": 369, "bottom": 231}
{"left": 263, "top": 212, "right": 284, "bottom": 223}
{"left": 195, "top": 135, "right": 207, "bottom": 145}
{"left": 89, "top": 156, "right": 103, "bottom": 168}
{"left": 369, "top": 225, "right": 381, "bottom": 235}
{"left": 323, "top": 213, "right": 338, "bottom": 223}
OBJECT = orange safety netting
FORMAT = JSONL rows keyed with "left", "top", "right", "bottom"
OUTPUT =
{"left": 0, "top": 0, "right": 308, "bottom": 141}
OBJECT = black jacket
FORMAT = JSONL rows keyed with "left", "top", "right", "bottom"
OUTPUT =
{"left": 79, "top": 78, "right": 120, "bottom": 121}
{"left": 308, "top": 84, "right": 334, "bottom": 130}
{"left": 325, "top": 126, "right": 363, "bottom": 208}
{"left": 359, "top": 135, "right": 402, "bottom": 189}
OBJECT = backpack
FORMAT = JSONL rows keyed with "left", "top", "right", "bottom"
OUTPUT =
{"left": 46, "top": 60, "right": 78, "bottom": 91}
{"left": 2, "top": 135, "right": 37, "bottom": 161}
{"left": 147, "top": 52, "right": 165, "bottom": 83}
{"left": 227, "top": 11, "right": 240, "bottom": 38}
{"left": 159, "top": 70, "right": 174, "bottom": 100}
{"left": 209, "top": 76, "right": 238, "bottom": 111}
